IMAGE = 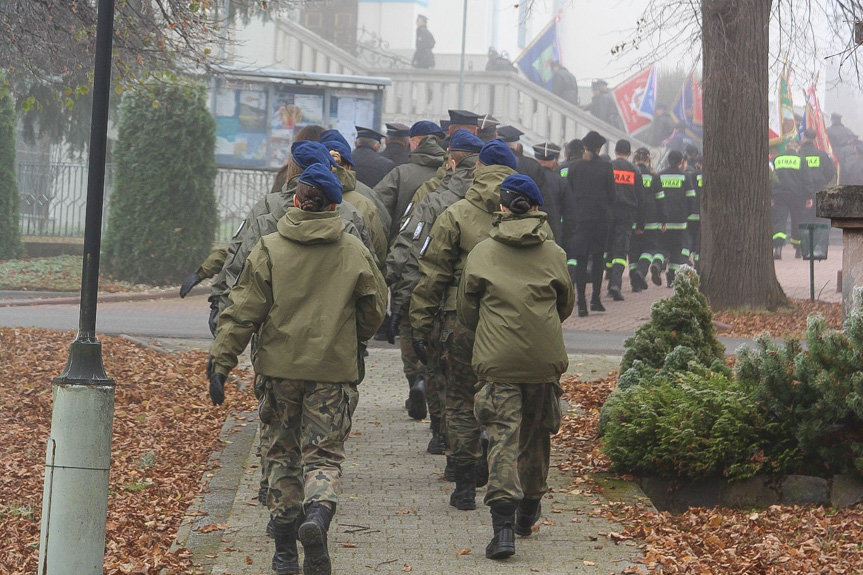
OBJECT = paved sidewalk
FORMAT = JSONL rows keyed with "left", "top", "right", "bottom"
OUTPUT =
{"left": 176, "top": 349, "right": 639, "bottom": 575}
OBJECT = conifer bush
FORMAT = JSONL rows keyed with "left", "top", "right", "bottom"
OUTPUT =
{"left": 0, "top": 80, "right": 22, "bottom": 259}
{"left": 620, "top": 266, "right": 725, "bottom": 373}
{"left": 103, "top": 79, "right": 217, "bottom": 284}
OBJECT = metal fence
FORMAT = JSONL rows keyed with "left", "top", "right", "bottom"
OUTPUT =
{"left": 16, "top": 163, "right": 276, "bottom": 243}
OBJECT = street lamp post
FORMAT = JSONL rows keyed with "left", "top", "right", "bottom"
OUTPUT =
{"left": 37, "top": 0, "right": 117, "bottom": 573}
{"left": 457, "top": 0, "right": 468, "bottom": 109}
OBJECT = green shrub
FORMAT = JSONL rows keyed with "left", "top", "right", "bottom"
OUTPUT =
{"left": 103, "top": 79, "right": 217, "bottom": 285}
{"left": 601, "top": 363, "right": 767, "bottom": 480}
{"left": 737, "top": 288, "right": 863, "bottom": 475}
{"left": 0, "top": 80, "right": 22, "bottom": 259}
{"left": 620, "top": 266, "right": 724, "bottom": 373}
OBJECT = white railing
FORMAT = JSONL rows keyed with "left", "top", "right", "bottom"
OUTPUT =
{"left": 271, "top": 19, "right": 651, "bottom": 150}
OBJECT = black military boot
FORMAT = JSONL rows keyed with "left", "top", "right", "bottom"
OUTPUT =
{"left": 794, "top": 244, "right": 802, "bottom": 259}
{"left": 577, "top": 299, "right": 588, "bottom": 317}
{"left": 428, "top": 415, "right": 446, "bottom": 455}
{"left": 271, "top": 519, "right": 300, "bottom": 575}
{"left": 590, "top": 294, "right": 606, "bottom": 312}
{"left": 298, "top": 503, "right": 334, "bottom": 575}
{"left": 649, "top": 261, "right": 662, "bottom": 286}
{"left": 514, "top": 498, "right": 542, "bottom": 537}
{"left": 404, "top": 374, "right": 417, "bottom": 410}
{"left": 773, "top": 245, "right": 783, "bottom": 260}
{"left": 486, "top": 502, "right": 517, "bottom": 559}
{"left": 258, "top": 486, "right": 268, "bottom": 506}
{"left": 475, "top": 430, "right": 490, "bottom": 488}
{"left": 407, "top": 374, "right": 427, "bottom": 420}
{"left": 444, "top": 455, "right": 455, "bottom": 481}
{"left": 666, "top": 269, "right": 675, "bottom": 287}
{"left": 449, "top": 463, "right": 477, "bottom": 510}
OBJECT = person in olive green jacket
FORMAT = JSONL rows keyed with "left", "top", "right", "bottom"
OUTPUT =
{"left": 410, "top": 138, "right": 527, "bottom": 511}
{"left": 178, "top": 246, "right": 227, "bottom": 298}
{"left": 208, "top": 164, "right": 387, "bottom": 575}
{"left": 373, "top": 121, "right": 447, "bottom": 241}
{"left": 457, "top": 173, "right": 574, "bottom": 561}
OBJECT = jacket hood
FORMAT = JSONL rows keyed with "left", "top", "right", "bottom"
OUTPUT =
{"left": 409, "top": 136, "right": 446, "bottom": 167}
{"left": 335, "top": 165, "right": 358, "bottom": 192}
{"left": 280, "top": 174, "right": 301, "bottom": 198}
{"left": 489, "top": 211, "right": 549, "bottom": 246}
{"left": 278, "top": 206, "right": 344, "bottom": 244}
{"left": 465, "top": 163, "right": 517, "bottom": 213}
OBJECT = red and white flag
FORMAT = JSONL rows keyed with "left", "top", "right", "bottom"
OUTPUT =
{"left": 612, "top": 66, "right": 655, "bottom": 135}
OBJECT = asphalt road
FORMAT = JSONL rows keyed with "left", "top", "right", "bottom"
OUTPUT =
{"left": 0, "top": 292, "right": 753, "bottom": 355}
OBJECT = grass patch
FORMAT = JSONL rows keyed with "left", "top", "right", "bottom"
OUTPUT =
{"left": 0, "top": 255, "right": 158, "bottom": 292}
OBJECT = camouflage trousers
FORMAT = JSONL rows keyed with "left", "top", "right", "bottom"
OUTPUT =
{"left": 426, "top": 314, "right": 446, "bottom": 428}
{"left": 255, "top": 373, "right": 275, "bottom": 492}
{"left": 398, "top": 309, "right": 423, "bottom": 379}
{"left": 474, "top": 381, "right": 563, "bottom": 505}
{"left": 443, "top": 312, "right": 482, "bottom": 466}
{"left": 262, "top": 377, "right": 359, "bottom": 525}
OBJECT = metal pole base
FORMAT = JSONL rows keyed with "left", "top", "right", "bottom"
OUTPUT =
{"left": 38, "top": 381, "right": 115, "bottom": 575}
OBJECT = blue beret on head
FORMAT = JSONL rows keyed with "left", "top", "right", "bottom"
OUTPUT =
{"left": 409, "top": 120, "right": 445, "bottom": 138}
{"left": 298, "top": 163, "right": 342, "bottom": 205}
{"left": 500, "top": 173, "right": 543, "bottom": 207}
{"left": 479, "top": 138, "right": 518, "bottom": 170}
{"left": 319, "top": 130, "right": 354, "bottom": 166}
{"left": 448, "top": 129, "right": 484, "bottom": 153}
{"left": 291, "top": 140, "right": 336, "bottom": 170}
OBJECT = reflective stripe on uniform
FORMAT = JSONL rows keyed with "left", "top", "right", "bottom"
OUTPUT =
{"left": 688, "top": 214, "right": 701, "bottom": 221}
{"left": 566, "top": 259, "right": 578, "bottom": 267}
{"left": 681, "top": 248, "right": 691, "bottom": 257}
{"left": 773, "top": 232, "right": 787, "bottom": 240}
{"left": 666, "top": 223, "right": 687, "bottom": 230}
{"left": 655, "top": 191, "right": 666, "bottom": 199}
{"left": 639, "top": 253, "right": 653, "bottom": 262}
{"left": 611, "top": 258, "right": 627, "bottom": 267}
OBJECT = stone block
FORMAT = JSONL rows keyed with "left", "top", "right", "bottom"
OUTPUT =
{"left": 831, "top": 474, "right": 863, "bottom": 508}
{"left": 638, "top": 476, "right": 721, "bottom": 514}
{"left": 720, "top": 475, "right": 780, "bottom": 508}
{"left": 817, "top": 185, "right": 863, "bottom": 223}
{"left": 780, "top": 475, "right": 829, "bottom": 506}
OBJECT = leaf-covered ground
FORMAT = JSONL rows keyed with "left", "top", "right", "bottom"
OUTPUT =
{"left": 0, "top": 328, "right": 254, "bottom": 574}
{"left": 712, "top": 299, "right": 841, "bottom": 338}
{"left": 555, "top": 373, "right": 863, "bottom": 574}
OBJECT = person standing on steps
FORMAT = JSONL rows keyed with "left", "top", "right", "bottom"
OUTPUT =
{"left": 565, "top": 130, "right": 614, "bottom": 317}
{"left": 412, "top": 14, "right": 435, "bottom": 69}
{"left": 207, "top": 163, "right": 387, "bottom": 575}
{"left": 457, "top": 173, "right": 573, "bottom": 560}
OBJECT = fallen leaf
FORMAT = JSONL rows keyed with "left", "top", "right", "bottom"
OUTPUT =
{"left": 457, "top": 548, "right": 471, "bottom": 556}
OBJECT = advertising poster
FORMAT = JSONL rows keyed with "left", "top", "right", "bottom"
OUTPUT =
{"left": 269, "top": 88, "right": 325, "bottom": 168}
{"left": 215, "top": 85, "right": 269, "bottom": 167}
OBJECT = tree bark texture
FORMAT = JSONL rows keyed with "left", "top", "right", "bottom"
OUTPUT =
{"left": 700, "top": 0, "right": 786, "bottom": 309}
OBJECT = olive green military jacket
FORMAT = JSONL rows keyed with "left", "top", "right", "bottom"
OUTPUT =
{"left": 373, "top": 135, "right": 446, "bottom": 240}
{"left": 211, "top": 207, "right": 387, "bottom": 383}
{"left": 354, "top": 179, "right": 392, "bottom": 240}
{"left": 457, "top": 211, "right": 574, "bottom": 383}
{"left": 409, "top": 162, "right": 519, "bottom": 337}
{"left": 210, "top": 175, "right": 371, "bottom": 313}
{"left": 196, "top": 247, "right": 227, "bottom": 280}
{"left": 388, "top": 155, "right": 478, "bottom": 314}
{"left": 337, "top": 166, "right": 388, "bottom": 265}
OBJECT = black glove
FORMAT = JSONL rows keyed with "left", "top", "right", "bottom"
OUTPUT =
{"left": 179, "top": 272, "right": 203, "bottom": 298}
{"left": 209, "top": 372, "right": 226, "bottom": 406}
{"left": 208, "top": 302, "right": 219, "bottom": 338}
{"left": 412, "top": 338, "right": 429, "bottom": 365}
{"left": 387, "top": 312, "right": 401, "bottom": 345}
{"left": 206, "top": 354, "right": 214, "bottom": 378}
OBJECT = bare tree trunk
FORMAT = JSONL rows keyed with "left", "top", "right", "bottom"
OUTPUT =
{"left": 700, "top": 0, "right": 786, "bottom": 309}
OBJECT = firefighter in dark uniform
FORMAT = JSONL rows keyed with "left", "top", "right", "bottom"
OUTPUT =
{"left": 566, "top": 130, "right": 615, "bottom": 316}
{"left": 498, "top": 125, "right": 545, "bottom": 189}
{"left": 381, "top": 122, "right": 411, "bottom": 167}
{"left": 770, "top": 139, "right": 813, "bottom": 259}
{"left": 683, "top": 154, "right": 702, "bottom": 267}
{"left": 657, "top": 150, "right": 695, "bottom": 285}
{"left": 606, "top": 139, "right": 642, "bottom": 301}
{"left": 630, "top": 147, "right": 666, "bottom": 291}
{"left": 532, "top": 142, "right": 571, "bottom": 249}
{"left": 353, "top": 126, "right": 396, "bottom": 188}
{"left": 798, "top": 129, "right": 836, "bottom": 258}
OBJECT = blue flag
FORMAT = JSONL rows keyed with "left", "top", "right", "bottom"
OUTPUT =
{"left": 671, "top": 73, "right": 704, "bottom": 140}
{"left": 514, "top": 18, "right": 560, "bottom": 91}
{"left": 637, "top": 66, "right": 658, "bottom": 119}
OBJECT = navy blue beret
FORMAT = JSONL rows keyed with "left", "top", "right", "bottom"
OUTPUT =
{"left": 298, "top": 163, "right": 342, "bottom": 205}
{"left": 500, "top": 173, "right": 543, "bottom": 207}
{"left": 478, "top": 138, "right": 518, "bottom": 170}
{"left": 291, "top": 141, "right": 336, "bottom": 170}
{"left": 409, "top": 120, "right": 445, "bottom": 138}
{"left": 319, "top": 130, "right": 354, "bottom": 166}
{"left": 448, "top": 129, "right": 484, "bottom": 153}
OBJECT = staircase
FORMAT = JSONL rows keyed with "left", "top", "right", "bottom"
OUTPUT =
{"left": 272, "top": 18, "right": 649, "bottom": 149}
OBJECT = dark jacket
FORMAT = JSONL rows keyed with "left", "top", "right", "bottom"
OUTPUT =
{"left": 798, "top": 141, "right": 836, "bottom": 193}
{"left": 380, "top": 142, "right": 410, "bottom": 167}
{"left": 610, "top": 157, "right": 642, "bottom": 215}
{"left": 413, "top": 25, "right": 435, "bottom": 68}
{"left": 551, "top": 67, "right": 579, "bottom": 105}
{"left": 589, "top": 91, "right": 622, "bottom": 129}
{"left": 534, "top": 165, "right": 567, "bottom": 245}
{"left": 770, "top": 152, "right": 813, "bottom": 198}
{"left": 635, "top": 163, "right": 665, "bottom": 230}
{"left": 566, "top": 156, "right": 615, "bottom": 223}
{"left": 657, "top": 168, "right": 696, "bottom": 228}
{"left": 352, "top": 144, "right": 396, "bottom": 189}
